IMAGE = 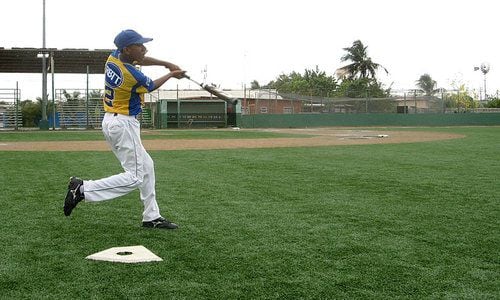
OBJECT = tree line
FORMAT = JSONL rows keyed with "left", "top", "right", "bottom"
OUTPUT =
{"left": 255, "top": 40, "right": 499, "bottom": 109}
{"left": 2, "top": 40, "right": 499, "bottom": 127}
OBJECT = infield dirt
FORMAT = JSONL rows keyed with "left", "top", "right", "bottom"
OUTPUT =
{"left": 0, "top": 128, "right": 463, "bottom": 151}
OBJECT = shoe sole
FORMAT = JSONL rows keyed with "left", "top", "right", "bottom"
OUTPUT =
{"left": 64, "top": 177, "right": 82, "bottom": 216}
{"left": 64, "top": 190, "right": 76, "bottom": 216}
{"left": 142, "top": 223, "right": 178, "bottom": 229}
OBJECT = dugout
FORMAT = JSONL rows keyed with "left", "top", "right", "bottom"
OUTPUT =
{"left": 0, "top": 47, "right": 112, "bottom": 129}
{"left": 156, "top": 99, "right": 227, "bottom": 128}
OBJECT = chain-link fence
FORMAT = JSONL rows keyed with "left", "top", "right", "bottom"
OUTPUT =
{"left": 2, "top": 87, "right": 499, "bottom": 130}
{"left": 52, "top": 89, "right": 152, "bottom": 129}
{"left": 54, "top": 89, "right": 102, "bottom": 129}
{"left": 243, "top": 89, "right": 496, "bottom": 115}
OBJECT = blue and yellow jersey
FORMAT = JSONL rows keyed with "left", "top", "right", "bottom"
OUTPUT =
{"left": 103, "top": 50, "right": 155, "bottom": 116}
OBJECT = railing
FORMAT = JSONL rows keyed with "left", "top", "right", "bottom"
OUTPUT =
{"left": 0, "top": 87, "right": 22, "bottom": 129}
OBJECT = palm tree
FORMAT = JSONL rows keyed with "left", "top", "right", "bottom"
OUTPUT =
{"left": 416, "top": 74, "right": 438, "bottom": 96}
{"left": 62, "top": 90, "right": 82, "bottom": 103}
{"left": 336, "top": 40, "right": 388, "bottom": 80}
{"left": 250, "top": 80, "right": 260, "bottom": 90}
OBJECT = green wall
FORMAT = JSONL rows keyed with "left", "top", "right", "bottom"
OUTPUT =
{"left": 156, "top": 99, "right": 227, "bottom": 128}
{"left": 241, "top": 113, "right": 500, "bottom": 128}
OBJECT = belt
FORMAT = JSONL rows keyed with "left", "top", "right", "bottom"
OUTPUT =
{"left": 109, "top": 112, "right": 137, "bottom": 119}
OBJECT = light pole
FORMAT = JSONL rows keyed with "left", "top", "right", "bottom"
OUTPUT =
{"left": 39, "top": 0, "right": 49, "bottom": 129}
{"left": 474, "top": 62, "right": 490, "bottom": 101}
{"left": 481, "top": 63, "right": 490, "bottom": 100}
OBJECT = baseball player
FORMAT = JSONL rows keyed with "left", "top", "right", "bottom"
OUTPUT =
{"left": 63, "top": 29, "right": 185, "bottom": 229}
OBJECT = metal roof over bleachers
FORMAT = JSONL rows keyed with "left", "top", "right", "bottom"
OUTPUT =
{"left": 0, "top": 47, "right": 113, "bottom": 74}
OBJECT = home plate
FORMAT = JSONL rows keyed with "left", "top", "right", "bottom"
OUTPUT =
{"left": 86, "top": 245, "right": 163, "bottom": 263}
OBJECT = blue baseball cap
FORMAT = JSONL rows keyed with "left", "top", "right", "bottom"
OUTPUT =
{"left": 114, "top": 29, "right": 153, "bottom": 50}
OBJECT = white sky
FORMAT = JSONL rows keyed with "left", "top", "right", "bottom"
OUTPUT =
{"left": 1, "top": 0, "right": 498, "bottom": 100}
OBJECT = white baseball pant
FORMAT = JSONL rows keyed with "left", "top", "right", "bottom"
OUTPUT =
{"left": 82, "top": 112, "right": 161, "bottom": 222}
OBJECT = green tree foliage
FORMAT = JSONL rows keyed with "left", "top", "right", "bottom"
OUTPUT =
{"left": 88, "top": 89, "right": 104, "bottom": 106}
{"left": 61, "top": 90, "right": 83, "bottom": 106}
{"left": 336, "top": 40, "right": 388, "bottom": 80}
{"left": 485, "top": 98, "right": 500, "bottom": 108}
{"left": 266, "top": 66, "right": 337, "bottom": 96}
{"left": 20, "top": 100, "right": 41, "bottom": 127}
{"left": 444, "top": 85, "right": 476, "bottom": 111}
{"left": 416, "top": 74, "right": 438, "bottom": 96}
{"left": 250, "top": 80, "right": 260, "bottom": 90}
{"left": 88, "top": 89, "right": 103, "bottom": 98}
{"left": 334, "top": 78, "right": 390, "bottom": 98}
{"left": 332, "top": 40, "right": 390, "bottom": 100}
{"left": 332, "top": 78, "right": 393, "bottom": 112}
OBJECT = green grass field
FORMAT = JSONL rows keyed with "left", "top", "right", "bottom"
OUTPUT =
{"left": 0, "top": 127, "right": 498, "bottom": 299}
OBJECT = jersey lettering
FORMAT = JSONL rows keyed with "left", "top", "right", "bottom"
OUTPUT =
{"left": 103, "top": 50, "right": 155, "bottom": 116}
{"left": 105, "top": 63, "right": 123, "bottom": 88}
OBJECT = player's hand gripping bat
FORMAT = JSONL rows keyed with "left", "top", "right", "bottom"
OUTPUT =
{"left": 183, "top": 75, "right": 238, "bottom": 105}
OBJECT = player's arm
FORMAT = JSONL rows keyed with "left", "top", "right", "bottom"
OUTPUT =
{"left": 151, "top": 69, "right": 186, "bottom": 91}
{"left": 138, "top": 56, "right": 180, "bottom": 71}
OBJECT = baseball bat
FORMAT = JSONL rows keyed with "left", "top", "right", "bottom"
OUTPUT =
{"left": 183, "top": 75, "right": 238, "bottom": 105}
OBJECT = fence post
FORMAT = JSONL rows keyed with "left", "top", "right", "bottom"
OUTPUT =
{"left": 15, "top": 82, "right": 19, "bottom": 130}
{"left": 275, "top": 88, "right": 278, "bottom": 114}
{"left": 441, "top": 91, "right": 445, "bottom": 113}
{"left": 176, "top": 85, "right": 180, "bottom": 128}
{"left": 404, "top": 93, "right": 407, "bottom": 114}
{"left": 86, "top": 65, "right": 90, "bottom": 129}
{"left": 414, "top": 90, "right": 417, "bottom": 114}
{"left": 51, "top": 55, "right": 55, "bottom": 130}
{"left": 365, "top": 90, "right": 368, "bottom": 113}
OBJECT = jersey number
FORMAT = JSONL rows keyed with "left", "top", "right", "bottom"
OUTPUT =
{"left": 104, "top": 86, "right": 114, "bottom": 107}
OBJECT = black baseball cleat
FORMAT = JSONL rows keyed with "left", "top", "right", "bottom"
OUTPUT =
{"left": 63, "top": 177, "right": 84, "bottom": 216}
{"left": 142, "top": 217, "right": 178, "bottom": 229}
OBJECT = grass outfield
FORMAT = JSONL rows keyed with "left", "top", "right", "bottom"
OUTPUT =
{"left": 0, "top": 127, "right": 498, "bottom": 299}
